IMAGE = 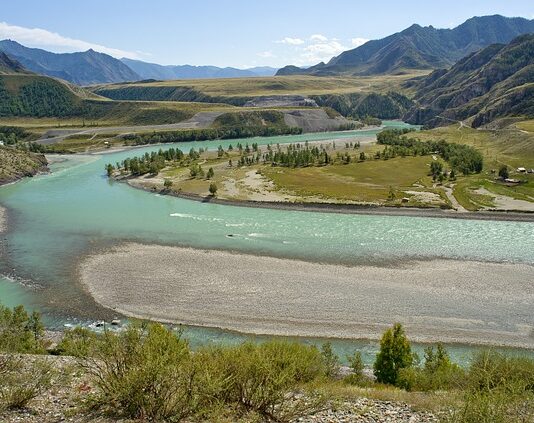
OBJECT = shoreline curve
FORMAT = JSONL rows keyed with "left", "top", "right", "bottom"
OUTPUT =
{"left": 80, "top": 243, "right": 534, "bottom": 349}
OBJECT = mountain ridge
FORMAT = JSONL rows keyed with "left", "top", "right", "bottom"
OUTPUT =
{"left": 0, "top": 40, "right": 140, "bottom": 85}
{"left": 404, "top": 33, "right": 534, "bottom": 127}
{"left": 277, "top": 15, "right": 534, "bottom": 76}
{"left": 121, "top": 58, "right": 278, "bottom": 80}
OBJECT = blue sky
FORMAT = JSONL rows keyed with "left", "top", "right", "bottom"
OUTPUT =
{"left": 1, "top": 0, "right": 533, "bottom": 68}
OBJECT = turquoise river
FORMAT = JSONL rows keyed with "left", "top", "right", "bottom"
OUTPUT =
{"left": 1, "top": 122, "right": 533, "bottom": 364}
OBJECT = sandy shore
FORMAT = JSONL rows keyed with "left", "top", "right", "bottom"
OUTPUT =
{"left": 80, "top": 243, "right": 534, "bottom": 348}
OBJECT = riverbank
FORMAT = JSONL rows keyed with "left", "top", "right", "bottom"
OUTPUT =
{"left": 127, "top": 180, "right": 534, "bottom": 222}
{"left": 80, "top": 243, "right": 534, "bottom": 349}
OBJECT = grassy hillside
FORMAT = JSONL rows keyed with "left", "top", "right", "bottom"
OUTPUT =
{"left": 92, "top": 74, "right": 422, "bottom": 101}
{"left": 0, "top": 145, "right": 48, "bottom": 185}
{"left": 0, "top": 74, "right": 235, "bottom": 127}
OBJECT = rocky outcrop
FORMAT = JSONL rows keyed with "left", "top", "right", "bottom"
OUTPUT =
{"left": 0, "top": 146, "right": 48, "bottom": 185}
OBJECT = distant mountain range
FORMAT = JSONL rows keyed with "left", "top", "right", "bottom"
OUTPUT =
{"left": 0, "top": 40, "right": 139, "bottom": 85}
{"left": 277, "top": 15, "right": 534, "bottom": 76}
{"left": 404, "top": 33, "right": 534, "bottom": 127}
{"left": 0, "top": 40, "right": 278, "bottom": 85}
{"left": 121, "top": 58, "right": 277, "bottom": 80}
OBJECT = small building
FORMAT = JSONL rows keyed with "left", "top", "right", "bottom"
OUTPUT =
{"left": 517, "top": 167, "right": 527, "bottom": 173}
{"left": 0, "top": 140, "right": 4, "bottom": 146}
{"left": 505, "top": 178, "right": 521, "bottom": 184}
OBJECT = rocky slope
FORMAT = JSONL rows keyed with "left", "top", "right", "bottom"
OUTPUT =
{"left": 404, "top": 34, "right": 534, "bottom": 127}
{"left": 0, "top": 146, "right": 48, "bottom": 185}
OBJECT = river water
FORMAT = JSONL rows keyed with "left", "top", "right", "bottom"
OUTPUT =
{"left": 1, "top": 122, "right": 533, "bottom": 364}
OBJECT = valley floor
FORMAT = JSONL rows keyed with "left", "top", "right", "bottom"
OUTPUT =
{"left": 80, "top": 243, "right": 534, "bottom": 349}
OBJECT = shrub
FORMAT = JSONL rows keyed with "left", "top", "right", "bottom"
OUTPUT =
{"left": 397, "top": 344, "right": 466, "bottom": 391}
{"left": 195, "top": 340, "right": 326, "bottom": 420}
{"left": 83, "top": 323, "right": 195, "bottom": 421}
{"left": 54, "top": 327, "right": 100, "bottom": 357}
{"left": 0, "top": 305, "right": 45, "bottom": 353}
{"left": 445, "top": 351, "right": 534, "bottom": 422}
{"left": 320, "top": 342, "right": 340, "bottom": 378}
{"left": 373, "top": 323, "right": 414, "bottom": 385}
{"left": 209, "top": 182, "right": 218, "bottom": 196}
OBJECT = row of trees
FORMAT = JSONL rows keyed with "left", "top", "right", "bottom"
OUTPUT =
{"left": 377, "top": 129, "right": 483, "bottom": 175}
{"left": 122, "top": 125, "right": 302, "bottom": 147}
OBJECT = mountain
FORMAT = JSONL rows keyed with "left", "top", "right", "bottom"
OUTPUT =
{"left": 276, "top": 15, "right": 534, "bottom": 76}
{"left": 0, "top": 51, "right": 27, "bottom": 74}
{"left": 0, "top": 40, "right": 140, "bottom": 85}
{"left": 404, "top": 34, "right": 534, "bottom": 128}
{"left": 121, "top": 58, "right": 277, "bottom": 80}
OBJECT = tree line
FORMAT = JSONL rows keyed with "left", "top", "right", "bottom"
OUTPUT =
{"left": 377, "top": 129, "right": 483, "bottom": 175}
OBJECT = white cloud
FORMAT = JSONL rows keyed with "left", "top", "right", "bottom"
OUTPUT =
{"left": 351, "top": 37, "right": 369, "bottom": 48}
{"left": 301, "top": 38, "right": 347, "bottom": 63}
{"left": 257, "top": 51, "right": 275, "bottom": 58}
{"left": 0, "top": 22, "right": 142, "bottom": 59}
{"left": 310, "top": 34, "right": 328, "bottom": 42}
{"left": 277, "top": 37, "right": 304, "bottom": 45}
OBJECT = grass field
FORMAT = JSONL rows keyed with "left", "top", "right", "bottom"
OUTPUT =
{"left": 133, "top": 141, "right": 449, "bottom": 208}
{"left": 416, "top": 124, "right": 534, "bottom": 210}
{"left": 93, "top": 73, "right": 426, "bottom": 98}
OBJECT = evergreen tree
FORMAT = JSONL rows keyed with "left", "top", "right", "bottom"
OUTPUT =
{"left": 374, "top": 323, "right": 414, "bottom": 385}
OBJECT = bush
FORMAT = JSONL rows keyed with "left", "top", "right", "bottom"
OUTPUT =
{"left": 83, "top": 323, "right": 195, "bottom": 421}
{"left": 83, "top": 323, "right": 327, "bottom": 421}
{"left": 0, "top": 305, "right": 45, "bottom": 353}
{"left": 54, "top": 327, "right": 100, "bottom": 357}
{"left": 445, "top": 351, "right": 534, "bottom": 422}
{"left": 195, "top": 340, "right": 326, "bottom": 420}
{"left": 373, "top": 323, "right": 414, "bottom": 385}
{"left": 397, "top": 344, "right": 466, "bottom": 391}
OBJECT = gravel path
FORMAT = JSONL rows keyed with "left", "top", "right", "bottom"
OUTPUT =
{"left": 80, "top": 243, "right": 534, "bottom": 348}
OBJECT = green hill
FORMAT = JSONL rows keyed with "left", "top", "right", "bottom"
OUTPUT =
{"left": 404, "top": 34, "right": 534, "bottom": 127}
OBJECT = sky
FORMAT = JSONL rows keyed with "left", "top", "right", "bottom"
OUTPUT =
{"left": 1, "top": 0, "right": 533, "bottom": 68}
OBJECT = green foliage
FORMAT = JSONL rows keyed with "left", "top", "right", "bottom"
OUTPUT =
{"left": 345, "top": 351, "right": 366, "bottom": 385}
{"left": 0, "top": 76, "right": 78, "bottom": 117}
{"left": 0, "top": 305, "right": 45, "bottom": 353}
{"left": 206, "top": 167, "right": 214, "bottom": 179}
{"left": 84, "top": 323, "right": 194, "bottom": 421}
{"left": 53, "top": 327, "right": 100, "bottom": 357}
{"left": 446, "top": 350, "right": 534, "bottom": 422}
{"left": 498, "top": 165, "right": 509, "bottom": 180}
{"left": 373, "top": 323, "right": 414, "bottom": 385}
{"left": 312, "top": 92, "right": 413, "bottom": 119}
{"left": 377, "top": 129, "right": 483, "bottom": 174}
{"left": 397, "top": 344, "right": 466, "bottom": 391}
{"left": 320, "top": 342, "right": 340, "bottom": 378}
{"left": 209, "top": 182, "right": 218, "bottom": 196}
{"left": 82, "top": 323, "right": 326, "bottom": 421}
{"left": 0, "top": 126, "right": 31, "bottom": 145}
